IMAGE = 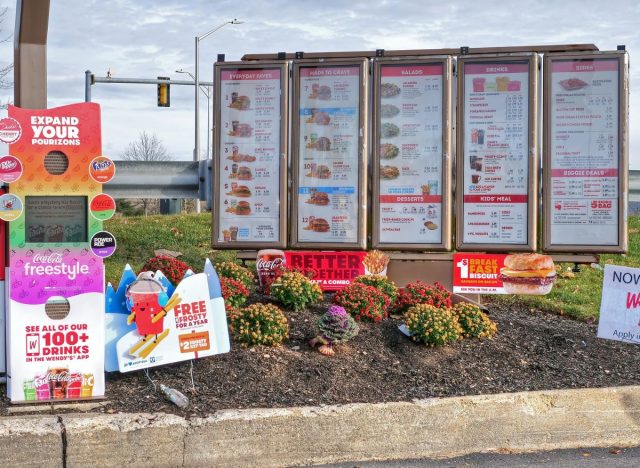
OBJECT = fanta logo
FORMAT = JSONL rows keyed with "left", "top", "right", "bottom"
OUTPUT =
{"left": 92, "top": 160, "right": 112, "bottom": 171}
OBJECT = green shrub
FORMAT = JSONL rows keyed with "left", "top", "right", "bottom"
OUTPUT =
{"left": 333, "top": 282, "right": 390, "bottom": 322}
{"left": 397, "top": 280, "right": 452, "bottom": 312}
{"left": 353, "top": 274, "right": 399, "bottom": 305}
{"left": 405, "top": 304, "right": 461, "bottom": 347}
{"left": 220, "top": 277, "right": 250, "bottom": 308}
{"left": 216, "top": 261, "right": 255, "bottom": 289}
{"left": 228, "top": 303, "right": 289, "bottom": 347}
{"left": 270, "top": 270, "right": 323, "bottom": 311}
{"left": 453, "top": 302, "right": 498, "bottom": 339}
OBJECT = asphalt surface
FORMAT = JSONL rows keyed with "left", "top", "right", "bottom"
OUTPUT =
{"left": 319, "top": 446, "right": 640, "bottom": 467}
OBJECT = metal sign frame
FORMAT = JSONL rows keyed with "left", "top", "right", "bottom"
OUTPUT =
{"left": 212, "top": 61, "right": 289, "bottom": 249}
{"left": 371, "top": 56, "right": 453, "bottom": 251}
{"left": 455, "top": 54, "right": 539, "bottom": 252}
{"left": 542, "top": 51, "right": 629, "bottom": 253}
{"left": 290, "top": 58, "right": 369, "bottom": 250}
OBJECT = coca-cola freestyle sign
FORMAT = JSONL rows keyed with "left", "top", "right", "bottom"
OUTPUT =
{"left": 6, "top": 103, "right": 106, "bottom": 403}
{"left": 257, "top": 249, "right": 366, "bottom": 291}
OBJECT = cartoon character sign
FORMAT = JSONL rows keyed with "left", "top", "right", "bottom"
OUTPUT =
{"left": 125, "top": 272, "right": 182, "bottom": 359}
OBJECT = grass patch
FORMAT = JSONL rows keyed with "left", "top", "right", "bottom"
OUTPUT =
{"left": 103, "top": 213, "right": 639, "bottom": 321}
{"left": 490, "top": 216, "right": 640, "bottom": 321}
{"left": 103, "top": 213, "right": 236, "bottom": 285}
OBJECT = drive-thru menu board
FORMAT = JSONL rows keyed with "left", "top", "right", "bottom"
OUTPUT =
{"left": 543, "top": 52, "right": 628, "bottom": 253}
{"left": 456, "top": 56, "right": 538, "bottom": 251}
{"left": 291, "top": 60, "right": 368, "bottom": 249}
{"left": 213, "top": 62, "right": 288, "bottom": 248}
{"left": 372, "top": 58, "right": 452, "bottom": 250}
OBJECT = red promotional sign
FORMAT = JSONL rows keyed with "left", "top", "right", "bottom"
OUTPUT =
{"left": 453, "top": 253, "right": 507, "bottom": 294}
{"left": 285, "top": 251, "right": 366, "bottom": 291}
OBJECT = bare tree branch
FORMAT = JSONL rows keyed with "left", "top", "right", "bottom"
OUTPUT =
{"left": 120, "top": 131, "right": 173, "bottom": 215}
{"left": 0, "top": 7, "right": 13, "bottom": 101}
{"left": 120, "top": 131, "right": 172, "bottom": 162}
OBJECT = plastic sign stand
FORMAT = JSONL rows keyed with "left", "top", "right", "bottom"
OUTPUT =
{"left": 106, "top": 259, "right": 229, "bottom": 373}
{"left": 4, "top": 103, "right": 107, "bottom": 403}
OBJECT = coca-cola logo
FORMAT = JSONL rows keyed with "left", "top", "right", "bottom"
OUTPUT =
{"left": 257, "top": 257, "right": 283, "bottom": 270}
{"left": 33, "top": 252, "right": 63, "bottom": 264}
{"left": 34, "top": 371, "right": 82, "bottom": 387}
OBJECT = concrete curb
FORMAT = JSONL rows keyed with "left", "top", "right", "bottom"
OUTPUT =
{"left": 3, "top": 385, "right": 640, "bottom": 467}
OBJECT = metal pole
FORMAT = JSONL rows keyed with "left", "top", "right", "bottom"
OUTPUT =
{"left": 194, "top": 37, "right": 201, "bottom": 212}
{"left": 14, "top": 0, "right": 50, "bottom": 109}
{"left": 207, "top": 90, "right": 211, "bottom": 159}
{"left": 85, "top": 70, "right": 92, "bottom": 102}
{"left": 194, "top": 36, "right": 200, "bottom": 164}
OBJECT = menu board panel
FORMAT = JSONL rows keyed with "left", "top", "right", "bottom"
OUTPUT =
{"left": 213, "top": 63, "right": 288, "bottom": 248}
{"left": 373, "top": 59, "right": 452, "bottom": 250}
{"left": 456, "top": 56, "right": 538, "bottom": 251}
{"left": 291, "top": 60, "right": 367, "bottom": 249}
{"left": 544, "top": 53, "right": 628, "bottom": 252}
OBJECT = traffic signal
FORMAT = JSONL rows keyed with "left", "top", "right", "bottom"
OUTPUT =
{"left": 157, "top": 76, "right": 170, "bottom": 107}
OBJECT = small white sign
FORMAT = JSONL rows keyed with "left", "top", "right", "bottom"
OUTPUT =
{"left": 597, "top": 265, "right": 640, "bottom": 344}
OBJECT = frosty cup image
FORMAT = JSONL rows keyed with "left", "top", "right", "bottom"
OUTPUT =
{"left": 473, "top": 78, "right": 485, "bottom": 92}
{"left": 230, "top": 226, "right": 239, "bottom": 241}
{"left": 496, "top": 76, "right": 510, "bottom": 92}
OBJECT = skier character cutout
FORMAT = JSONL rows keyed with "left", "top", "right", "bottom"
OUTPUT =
{"left": 125, "top": 272, "right": 182, "bottom": 359}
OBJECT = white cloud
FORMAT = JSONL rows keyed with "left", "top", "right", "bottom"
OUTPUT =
{"left": 0, "top": 0, "right": 637, "bottom": 168}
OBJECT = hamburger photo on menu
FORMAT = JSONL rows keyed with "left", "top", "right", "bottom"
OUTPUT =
{"left": 499, "top": 253, "right": 557, "bottom": 295}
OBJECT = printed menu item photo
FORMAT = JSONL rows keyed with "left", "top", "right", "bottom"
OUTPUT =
{"left": 228, "top": 92, "right": 251, "bottom": 110}
{"left": 304, "top": 217, "right": 330, "bottom": 232}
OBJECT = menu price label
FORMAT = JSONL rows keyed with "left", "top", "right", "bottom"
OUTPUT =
{"left": 216, "top": 67, "right": 283, "bottom": 244}
{"left": 548, "top": 57, "right": 620, "bottom": 246}
{"left": 459, "top": 59, "right": 534, "bottom": 247}
{"left": 296, "top": 64, "right": 362, "bottom": 244}
{"left": 377, "top": 63, "right": 445, "bottom": 245}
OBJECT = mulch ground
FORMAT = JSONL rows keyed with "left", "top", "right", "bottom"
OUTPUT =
{"left": 2, "top": 294, "right": 639, "bottom": 416}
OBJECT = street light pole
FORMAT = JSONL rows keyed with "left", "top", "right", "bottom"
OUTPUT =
{"left": 194, "top": 19, "right": 243, "bottom": 164}
{"left": 177, "top": 69, "right": 211, "bottom": 159}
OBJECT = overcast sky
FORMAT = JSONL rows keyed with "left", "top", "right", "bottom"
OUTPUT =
{"left": 0, "top": 0, "right": 638, "bottom": 166}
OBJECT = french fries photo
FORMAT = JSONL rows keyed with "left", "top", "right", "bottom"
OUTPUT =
{"left": 362, "top": 250, "right": 390, "bottom": 275}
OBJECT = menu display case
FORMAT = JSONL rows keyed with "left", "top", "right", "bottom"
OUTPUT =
{"left": 456, "top": 54, "right": 539, "bottom": 252}
{"left": 371, "top": 57, "right": 453, "bottom": 250}
{"left": 543, "top": 51, "right": 628, "bottom": 253}
{"left": 212, "top": 61, "right": 289, "bottom": 248}
{"left": 290, "top": 59, "right": 368, "bottom": 249}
